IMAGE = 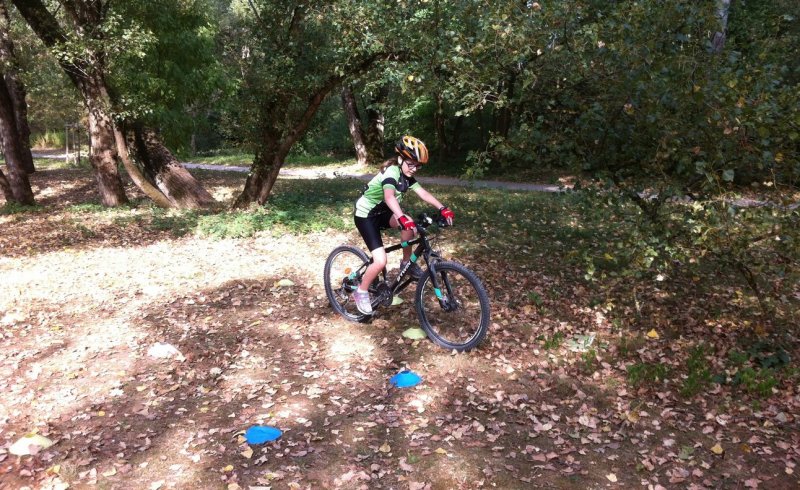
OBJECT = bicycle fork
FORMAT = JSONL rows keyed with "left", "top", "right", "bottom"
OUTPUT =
{"left": 426, "top": 262, "right": 458, "bottom": 312}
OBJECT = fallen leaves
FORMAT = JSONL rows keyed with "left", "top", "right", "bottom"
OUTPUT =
{"left": 9, "top": 433, "right": 54, "bottom": 456}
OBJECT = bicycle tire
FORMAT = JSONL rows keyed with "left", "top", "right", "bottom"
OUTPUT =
{"left": 323, "top": 245, "right": 371, "bottom": 322}
{"left": 415, "top": 261, "right": 490, "bottom": 352}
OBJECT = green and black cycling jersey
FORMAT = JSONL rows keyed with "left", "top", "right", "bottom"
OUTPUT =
{"left": 355, "top": 165, "right": 420, "bottom": 218}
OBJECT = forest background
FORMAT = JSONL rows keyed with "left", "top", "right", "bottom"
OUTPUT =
{"left": 1, "top": 1, "right": 799, "bottom": 489}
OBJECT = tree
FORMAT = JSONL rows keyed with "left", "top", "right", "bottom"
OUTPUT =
{"left": 0, "top": 76, "right": 33, "bottom": 204}
{"left": 12, "top": 0, "right": 128, "bottom": 206}
{"left": 341, "top": 86, "right": 368, "bottom": 166}
{"left": 12, "top": 0, "right": 217, "bottom": 208}
{"left": 223, "top": 1, "right": 403, "bottom": 207}
{"left": 0, "top": 0, "right": 33, "bottom": 175}
{"left": 363, "top": 86, "right": 387, "bottom": 163}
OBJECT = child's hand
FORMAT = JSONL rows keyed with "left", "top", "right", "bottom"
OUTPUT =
{"left": 439, "top": 206, "right": 455, "bottom": 226}
{"left": 398, "top": 215, "right": 416, "bottom": 232}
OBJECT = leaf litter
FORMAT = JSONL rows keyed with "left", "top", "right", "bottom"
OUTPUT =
{"left": 0, "top": 168, "right": 798, "bottom": 488}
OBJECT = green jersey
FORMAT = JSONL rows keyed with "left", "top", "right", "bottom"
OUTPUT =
{"left": 354, "top": 165, "right": 420, "bottom": 218}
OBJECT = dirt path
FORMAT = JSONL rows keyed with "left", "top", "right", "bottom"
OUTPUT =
{"left": 2, "top": 168, "right": 797, "bottom": 490}
{"left": 183, "top": 162, "right": 568, "bottom": 193}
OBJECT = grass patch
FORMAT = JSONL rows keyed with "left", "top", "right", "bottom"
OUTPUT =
{"left": 540, "top": 332, "right": 565, "bottom": 351}
{"left": 731, "top": 367, "right": 779, "bottom": 398}
{"left": 26, "top": 155, "right": 91, "bottom": 171}
{"left": 681, "top": 344, "right": 713, "bottom": 398}
{"left": 580, "top": 348, "right": 599, "bottom": 374}
{"left": 143, "top": 179, "right": 356, "bottom": 238}
{"left": 187, "top": 149, "right": 356, "bottom": 169}
{"left": 187, "top": 151, "right": 253, "bottom": 167}
{"left": 1, "top": 202, "right": 43, "bottom": 215}
{"left": 718, "top": 341, "right": 790, "bottom": 399}
{"left": 627, "top": 362, "right": 670, "bottom": 388}
{"left": 66, "top": 203, "right": 110, "bottom": 214}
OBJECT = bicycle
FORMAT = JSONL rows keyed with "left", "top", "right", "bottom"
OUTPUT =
{"left": 323, "top": 212, "right": 491, "bottom": 352}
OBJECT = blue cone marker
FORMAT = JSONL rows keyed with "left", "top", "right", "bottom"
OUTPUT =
{"left": 245, "top": 425, "right": 282, "bottom": 444}
{"left": 390, "top": 369, "right": 422, "bottom": 388}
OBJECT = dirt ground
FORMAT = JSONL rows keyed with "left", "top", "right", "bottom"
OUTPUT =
{"left": 1, "top": 169, "right": 798, "bottom": 489}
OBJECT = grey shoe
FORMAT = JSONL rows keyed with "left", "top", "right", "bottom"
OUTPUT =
{"left": 353, "top": 289, "right": 373, "bottom": 315}
{"left": 400, "top": 260, "right": 424, "bottom": 279}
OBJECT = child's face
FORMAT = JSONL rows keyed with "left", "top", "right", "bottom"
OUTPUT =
{"left": 401, "top": 159, "right": 420, "bottom": 177}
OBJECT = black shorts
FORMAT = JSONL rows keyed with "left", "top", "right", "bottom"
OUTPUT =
{"left": 354, "top": 211, "right": 394, "bottom": 252}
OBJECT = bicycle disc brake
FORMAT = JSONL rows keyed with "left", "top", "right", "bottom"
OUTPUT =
{"left": 375, "top": 282, "right": 394, "bottom": 308}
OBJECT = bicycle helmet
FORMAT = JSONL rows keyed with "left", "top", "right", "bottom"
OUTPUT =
{"left": 395, "top": 135, "right": 429, "bottom": 164}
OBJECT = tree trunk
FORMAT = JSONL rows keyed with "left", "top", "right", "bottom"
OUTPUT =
{"left": 13, "top": 0, "right": 128, "bottom": 206}
{"left": 233, "top": 52, "right": 389, "bottom": 207}
{"left": 83, "top": 76, "right": 128, "bottom": 206}
{"left": 712, "top": 0, "right": 732, "bottom": 53}
{"left": 235, "top": 89, "right": 332, "bottom": 208}
{"left": 0, "top": 0, "right": 34, "bottom": 174}
{"left": 494, "top": 73, "right": 516, "bottom": 139}
{"left": 0, "top": 166, "right": 14, "bottom": 202}
{"left": 132, "top": 126, "right": 216, "bottom": 208}
{"left": 341, "top": 86, "right": 368, "bottom": 167}
{"left": 13, "top": 0, "right": 214, "bottom": 208}
{"left": 0, "top": 77, "right": 33, "bottom": 204}
{"left": 112, "top": 126, "right": 173, "bottom": 208}
{"left": 8, "top": 77, "right": 33, "bottom": 174}
{"left": 233, "top": 126, "right": 284, "bottom": 208}
{"left": 450, "top": 115, "right": 464, "bottom": 152}
{"left": 434, "top": 93, "right": 449, "bottom": 161}
{"left": 365, "top": 87, "right": 387, "bottom": 165}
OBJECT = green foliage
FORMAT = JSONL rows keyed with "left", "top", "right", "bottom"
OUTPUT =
{"left": 0, "top": 202, "right": 41, "bottom": 215}
{"left": 627, "top": 362, "right": 670, "bottom": 387}
{"left": 580, "top": 348, "right": 598, "bottom": 374}
{"left": 146, "top": 179, "right": 354, "bottom": 238}
{"left": 714, "top": 342, "right": 791, "bottom": 399}
{"left": 109, "top": 0, "right": 229, "bottom": 151}
{"left": 681, "top": 344, "right": 713, "bottom": 398}
{"left": 540, "top": 331, "right": 565, "bottom": 351}
{"left": 31, "top": 130, "right": 66, "bottom": 149}
{"left": 731, "top": 367, "right": 779, "bottom": 398}
{"left": 571, "top": 184, "right": 798, "bottom": 324}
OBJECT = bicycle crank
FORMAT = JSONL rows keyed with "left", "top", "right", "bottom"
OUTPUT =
{"left": 375, "top": 283, "right": 394, "bottom": 308}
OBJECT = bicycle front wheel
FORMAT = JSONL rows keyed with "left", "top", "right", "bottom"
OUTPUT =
{"left": 415, "top": 261, "right": 490, "bottom": 352}
{"left": 323, "top": 245, "right": 371, "bottom": 323}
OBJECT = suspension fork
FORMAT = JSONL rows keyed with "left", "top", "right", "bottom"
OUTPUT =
{"left": 420, "top": 241, "right": 456, "bottom": 311}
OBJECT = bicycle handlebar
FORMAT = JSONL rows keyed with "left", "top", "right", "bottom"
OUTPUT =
{"left": 416, "top": 212, "right": 450, "bottom": 231}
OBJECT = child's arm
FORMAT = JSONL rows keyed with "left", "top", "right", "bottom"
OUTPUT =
{"left": 413, "top": 186, "right": 445, "bottom": 209}
{"left": 414, "top": 186, "right": 454, "bottom": 225}
{"left": 384, "top": 188, "right": 416, "bottom": 231}
{"left": 384, "top": 188, "right": 408, "bottom": 220}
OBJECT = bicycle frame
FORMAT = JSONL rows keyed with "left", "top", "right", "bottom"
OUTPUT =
{"left": 362, "top": 216, "right": 451, "bottom": 311}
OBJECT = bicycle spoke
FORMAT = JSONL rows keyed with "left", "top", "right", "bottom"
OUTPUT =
{"left": 324, "top": 246, "right": 370, "bottom": 322}
{"left": 416, "top": 262, "right": 490, "bottom": 351}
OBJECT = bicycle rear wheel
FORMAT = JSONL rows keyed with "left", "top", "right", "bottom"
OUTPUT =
{"left": 415, "top": 261, "right": 490, "bottom": 352}
{"left": 323, "top": 245, "right": 371, "bottom": 322}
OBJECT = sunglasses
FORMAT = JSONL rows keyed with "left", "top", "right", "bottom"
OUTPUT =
{"left": 404, "top": 160, "right": 421, "bottom": 170}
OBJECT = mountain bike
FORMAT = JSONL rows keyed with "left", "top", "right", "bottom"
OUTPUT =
{"left": 323, "top": 212, "right": 491, "bottom": 352}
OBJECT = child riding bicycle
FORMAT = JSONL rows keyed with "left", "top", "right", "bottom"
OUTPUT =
{"left": 352, "top": 135, "right": 455, "bottom": 315}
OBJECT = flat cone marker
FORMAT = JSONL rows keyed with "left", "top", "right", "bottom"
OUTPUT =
{"left": 245, "top": 425, "right": 282, "bottom": 444}
{"left": 390, "top": 370, "right": 422, "bottom": 388}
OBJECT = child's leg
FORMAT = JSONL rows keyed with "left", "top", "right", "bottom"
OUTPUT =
{"left": 359, "top": 247, "right": 387, "bottom": 291}
{"left": 399, "top": 229, "right": 414, "bottom": 261}
{"left": 389, "top": 215, "right": 416, "bottom": 262}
